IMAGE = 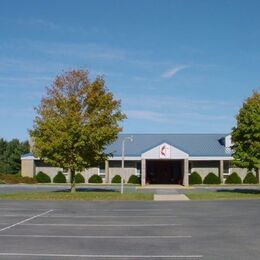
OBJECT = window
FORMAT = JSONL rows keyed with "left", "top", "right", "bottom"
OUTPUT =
{"left": 99, "top": 162, "right": 105, "bottom": 176}
{"left": 109, "top": 161, "right": 122, "bottom": 168}
{"left": 136, "top": 161, "right": 141, "bottom": 175}
{"left": 124, "top": 161, "right": 136, "bottom": 168}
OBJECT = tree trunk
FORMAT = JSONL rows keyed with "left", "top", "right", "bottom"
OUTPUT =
{"left": 70, "top": 169, "right": 76, "bottom": 193}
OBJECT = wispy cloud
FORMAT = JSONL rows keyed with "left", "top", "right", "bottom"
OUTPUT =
{"left": 162, "top": 65, "right": 190, "bottom": 78}
{"left": 121, "top": 94, "right": 235, "bottom": 129}
{"left": 38, "top": 42, "right": 126, "bottom": 61}
{"left": 126, "top": 110, "right": 170, "bottom": 123}
{"left": 17, "top": 19, "right": 60, "bottom": 30}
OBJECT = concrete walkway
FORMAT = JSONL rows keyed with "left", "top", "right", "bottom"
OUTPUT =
{"left": 154, "top": 194, "right": 190, "bottom": 201}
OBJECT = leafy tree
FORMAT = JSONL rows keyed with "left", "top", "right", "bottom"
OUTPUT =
{"left": 30, "top": 69, "right": 126, "bottom": 192}
{"left": 0, "top": 138, "right": 29, "bottom": 174}
{"left": 231, "top": 90, "right": 260, "bottom": 183}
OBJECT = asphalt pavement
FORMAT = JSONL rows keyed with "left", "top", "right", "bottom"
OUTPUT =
{"left": 0, "top": 200, "right": 259, "bottom": 259}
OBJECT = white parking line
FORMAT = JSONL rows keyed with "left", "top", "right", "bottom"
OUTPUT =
{"left": 21, "top": 223, "right": 181, "bottom": 227}
{"left": 0, "top": 234, "right": 191, "bottom": 239}
{"left": 0, "top": 208, "right": 50, "bottom": 211}
{"left": 103, "top": 209, "right": 176, "bottom": 211}
{"left": 45, "top": 214, "right": 176, "bottom": 218}
{"left": 0, "top": 253, "right": 203, "bottom": 258}
{"left": 0, "top": 214, "right": 176, "bottom": 218}
{"left": 0, "top": 209, "right": 53, "bottom": 232}
{"left": 0, "top": 215, "right": 35, "bottom": 217}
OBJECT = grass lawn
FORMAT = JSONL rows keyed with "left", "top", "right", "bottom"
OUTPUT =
{"left": 0, "top": 191, "right": 153, "bottom": 201}
{"left": 186, "top": 191, "right": 260, "bottom": 200}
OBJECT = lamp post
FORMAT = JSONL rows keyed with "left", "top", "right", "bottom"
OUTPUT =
{"left": 121, "top": 136, "right": 133, "bottom": 194}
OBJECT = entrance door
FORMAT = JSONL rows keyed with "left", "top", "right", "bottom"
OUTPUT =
{"left": 146, "top": 160, "right": 183, "bottom": 184}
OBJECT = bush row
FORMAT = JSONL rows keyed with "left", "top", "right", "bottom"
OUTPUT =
{"left": 36, "top": 171, "right": 87, "bottom": 184}
{"left": 110, "top": 174, "right": 140, "bottom": 184}
{"left": 35, "top": 172, "right": 141, "bottom": 184}
{"left": 189, "top": 171, "right": 258, "bottom": 185}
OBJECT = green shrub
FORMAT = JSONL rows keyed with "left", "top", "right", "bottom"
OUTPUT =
{"left": 128, "top": 175, "right": 140, "bottom": 184}
{"left": 225, "top": 172, "right": 242, "bottom": 184}
{"left": 243, "top": 172, "right": 258, "bottom": 184}
{"left": 88, "top": 174, "right": 102, "bottom": 183}
{"left": 53, "top": 171, "right": 66, "bottom": 183}
{"left": 111, "top": 175, "right": 121, "bottom": 183}
{"left": 36, "top": 171, "right": 51, "bottom": 183}
{"left": 203, "top": 172, "right": 221, "bottom": 184}
{"left": 189, "top": 171, "right": 202, "bottom": 185}
{"left": 75, "top": 173, "right": 85, "bottom": 183}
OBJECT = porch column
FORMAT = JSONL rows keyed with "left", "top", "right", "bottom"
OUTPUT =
{"left": 141, "top": 159, "right": 146, "bottom": 186}
{"left": 219, "top": 160, "right": 224, "bottom": 184}
{"left": 256, "top": 168, "right": 260, "bottom": 184}
{"left": 183, "top": 159, "right": 189, "bottom": 186}
{"left": 105, "top": 160, "right": 109, "bottom": 183}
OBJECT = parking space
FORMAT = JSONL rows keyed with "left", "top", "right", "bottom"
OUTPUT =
{"left": 0, "top": 200, "right": 259, "bottom": 259}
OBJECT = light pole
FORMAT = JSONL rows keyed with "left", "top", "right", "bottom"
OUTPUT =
{"left": 121, "top": 136, "right": 133, "bottom": 194}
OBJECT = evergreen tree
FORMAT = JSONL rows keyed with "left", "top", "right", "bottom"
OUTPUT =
{"left": 0, "top": 138, "right": 29, "bottom": 174}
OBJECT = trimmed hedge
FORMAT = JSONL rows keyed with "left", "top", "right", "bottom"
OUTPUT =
{"left": 203, "top": 172, "right": 221, "bottom": 184}
{"left": 189, "top": 171, "right": 202, "bottom": 185}
{"left": 111, "top": 175, "right": 121, "bottom": 183}
{"left": 88, "top": 174, "right": 102, "bottom": 183}
{"left": 128, "top": 175, "right": 140, "bottom": 184}
{"left": 36, "top": 171, "right": 51, "bottom": 183}
{"left": 75, "top": 173, "right": 85, "bottom": 183}
{"left": 225, "top": 172, "right": 242, "bottom": 184}
{"left": 243, "top": 172, "right": 258, "bottom": 184}
{"left": 53, "top": 171, "right": 66, "bottom": 183}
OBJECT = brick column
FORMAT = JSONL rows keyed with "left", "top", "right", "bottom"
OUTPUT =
{"left": 21, "top": 159, "right": 35, "bottom": 178}
{"left": 183, "top": 159, "right": 189, "bottom": 186}
{"left": 219, "top": 160, "right": 224, "bottom": 184}
{"left": 105, "top": 160, "right": 109, "bottom": 183}
{"left": 141, "top": 159, "right": 146, "bottom": 186}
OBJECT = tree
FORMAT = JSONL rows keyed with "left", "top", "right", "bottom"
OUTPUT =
{"left": 30, "top": 69, "right": 126, "bottom": 192}
{"left": 231, "top": 90, "right": 260, "bottom": 183}
{"left": 0, "top": 138, "right": 29, "bottom": 174}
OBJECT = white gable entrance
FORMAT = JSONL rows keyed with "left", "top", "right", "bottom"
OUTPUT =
{"left": 141, "top": 142, "right": 189, "bottom": 159}
{"left": 140, "top": 143, "right": 189, "bottom": 186}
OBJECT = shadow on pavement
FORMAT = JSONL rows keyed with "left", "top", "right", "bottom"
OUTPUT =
{"left": 217, "top": 189, "right": 260, "bottom": 194}
{"left": 54, "top": 188, "right": 116, "bottom": 193}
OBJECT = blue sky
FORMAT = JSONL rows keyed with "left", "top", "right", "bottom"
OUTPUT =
{"left": 0, "top": 0, "right": 259, "bottom": 140}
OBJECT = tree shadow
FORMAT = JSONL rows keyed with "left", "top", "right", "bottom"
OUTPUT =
{"left": 54, "top": 188, "right": 116, "bottom": 193}
{"left": 217, "top": 189, "right": 260, "bottom": 194}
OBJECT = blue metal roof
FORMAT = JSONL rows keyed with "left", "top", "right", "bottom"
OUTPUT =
{"left": 105, "top": 134, "right": 232, "bottom": 157}
{"left": 21, "top": 152, "right": 34, "bottom": 158}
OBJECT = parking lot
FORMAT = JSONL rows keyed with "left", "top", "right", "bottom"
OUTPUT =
{"left": 0, "top": 200, "right": 259, "bottom": 259}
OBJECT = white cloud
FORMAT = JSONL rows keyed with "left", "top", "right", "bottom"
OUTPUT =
{"left": 162, "top": 65, "right": 190, "bottom": 78}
